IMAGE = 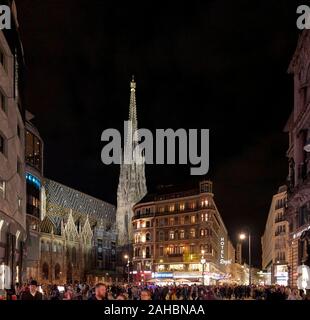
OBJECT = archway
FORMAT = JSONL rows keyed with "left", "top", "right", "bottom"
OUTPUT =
{"left": 42, "top": 262, "right": 49, "bottom": 280}
{"left": 55, "top": 263, "right": 61, "bottom": 280}
{"left": 67, "top": 262, "right": 73, "bottom": 284}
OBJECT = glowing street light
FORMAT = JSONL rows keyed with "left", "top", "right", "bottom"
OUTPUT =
{"left": 239, "top": 233, "right": 246, "bottom": 240}
{"left": 239, "top": 231, "right": 252, "bottom": 286}
{"left": 200, "top": 250, "right": 206, "bottom": 286}
{"left": 124, "top": 254, "right": 130, "bottom": 284}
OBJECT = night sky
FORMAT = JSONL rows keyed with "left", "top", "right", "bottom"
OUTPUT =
{"left": 15, "top": 0, "right": 302, "bottom": 266}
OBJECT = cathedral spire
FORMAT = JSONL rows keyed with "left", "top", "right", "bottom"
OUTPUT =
{"left": 116, "top": 76, "right": 147, "bottom": 246}
{"left": 129, "top": 75, "right": 138, "bottom": 134}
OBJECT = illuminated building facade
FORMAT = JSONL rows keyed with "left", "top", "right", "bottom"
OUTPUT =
{"left": 132, "top": 180, "right": 233, "bottom": 284}
{"left": 116, "top": 77, "right": 147, "bottom": 247}
{"left": 0, "top": 0, "right": 27, "bottom": 286}
{"left": 285, "top": 30, "right": 310, "bottom": 287}
{"left": 24, "top": 111, "right": 44, "bottom": 280}
{"left": 38, "top": 179, "right": 116, "bottom": 284}
{"left": 261, "top": 186, "right": 289, "bottom": 285}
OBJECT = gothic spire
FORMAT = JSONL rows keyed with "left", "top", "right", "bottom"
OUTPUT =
{"left": 129, "top": 75, "right": 138, "bottom": 134}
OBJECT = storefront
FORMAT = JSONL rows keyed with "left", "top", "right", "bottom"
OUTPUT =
{"left": 273, "top": 264, "right": 289, "bottom": 286}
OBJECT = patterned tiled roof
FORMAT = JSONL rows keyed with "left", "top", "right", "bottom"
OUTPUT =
{"left": 44, "top": 179, "right": 116, "bottom": 229}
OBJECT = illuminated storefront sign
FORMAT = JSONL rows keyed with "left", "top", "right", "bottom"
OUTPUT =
{"left": 26, "top": 173, "right": 41, "bottom": 188}
{"left": 274, "top": 265, "right": 288, "bottom": 286}
{"left": 173, "top": 272, "right": 201, "bottom": 279}
{"left": 219, "top": 237, "right": 231, "bottom": 265}
{"left": 153, "top": 272, "right": 173, "bottom": 278}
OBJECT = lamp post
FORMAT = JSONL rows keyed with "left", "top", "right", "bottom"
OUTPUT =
{"left": 124, "top": 254, "right": 130, "bottom": 284}
{"left": 239, "top": 232, "right": 251, "bottom": 286}
{"left": 200, "top": 250, "right": 206, "bottom": 286}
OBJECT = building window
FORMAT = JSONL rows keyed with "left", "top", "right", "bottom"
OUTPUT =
{"left": 179, "top": 203, "right": 185, "bottom": 211}
{"left": 146, "top": 246, "right": 151, "bottom": 258}
{"left": 180, "top": 229, "right": 185, "bottom": 239}
{"left": 17, "top": 159, "right": 23, "bottom": 176}
{"left": 55, "top": 263, "right": 61, "bottom": 280}
{"left": 180, "top": 216, "right": 185, "bottom": 225}
{"left": 146, "top": 221, "right": 151, "bottom": 228}
{"left": 146, "top": 232, "right": 151, "bottom": 241}
{"left": 0, "top": 91, "right": 6, "bottom": 113}
{"left": 169, "top": 217, "right": 174, "bottom": 226}
{"left": 0, "top": 179, "right": 6, "bottom": 199}
{"left": 0, "top": 134, "right": 6, "bottom": 155}
{"left": 190, "top": 244, "right": 195, "bottom": 254}
{"left": 25, "top": 130, "right": 42, "bottom": 171}
{"left": 0, "top": 49, "right": 5, "bottom": 69}
{"left": 190, "top": 215, "right": 196, "bottom": 224}
{"left": 169, "top": 204, "right": 175, "bottom": 212}
{"left": 17, "top": 124, "right": 21, "bottom": 139}
{"left": 201, "top": 199, "right": 208, "bottom": 208}
{"left": 42, "top": 263, "right": 49, "bottom": 280}
{"left": 159, "top": 206, "right": 165, "bottom": 213}
{"left": 158, "top": 231, "right": 164, "bottom": 241}
{"left": 190, "top": 228, "right": 196, "bottom": 238}
{"left": 190, "top": 202, "right": 196, "bottom": 210}
{"left": 17, "top": 197, "right": 22, "bottom": 211}
{"left": 159, "top": 246, "right": 164, "bottom": 256}
{"left": 200, "top": 229, "right": 205, "bottom": 237}
{"left": 167, "top": 245, "right": 174, "bottom": 255}
{"left": 169, "top": 230, "right": 175, "bottom": 240}
{"left": 45, "top": 242, "right": 50, "bottom": 252}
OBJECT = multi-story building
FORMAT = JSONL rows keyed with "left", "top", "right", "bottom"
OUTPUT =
{"left": 285, "top": 30, "right": 310, "bottom": 287}
{"left": 24, "top": 111, "right": 44, "bottom": 280}
{"left": 38, "top": 179, "right": 116, "bottom": 284}
{"left": 261, "top": 186, "right": 289, "bottom": 285}
{"left": 0, "top": 0, "right": 27, "bottom": 286}
{"left": 132, "top": 180, "right": 232, "bottom": 284}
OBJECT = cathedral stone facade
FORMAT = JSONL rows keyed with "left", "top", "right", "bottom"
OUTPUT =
{"left": 116, "top": 77, "right": 147, "bottom": 247}
{"left": 36, "top": 179, "right": 116, "bottom": 285}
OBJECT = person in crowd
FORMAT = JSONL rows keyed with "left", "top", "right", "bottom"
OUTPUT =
{"left": 63, "top": 285, "right": 74, "bottom": 300}
{"left": 140, "top": 289, "right": 152, "bottom": 300}
{"left": 21, "top": 280, "right": 43, "bottom": 300}
{"left": 88, "top": 283, "right": 107, "bottom": 301}
{"left": 50, "top": 285, "right": 60, "bottom": 300}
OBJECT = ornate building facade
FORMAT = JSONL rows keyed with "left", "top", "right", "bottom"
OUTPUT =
{"left": 285, "top": 30, "right": 310, "bottom": 287}
{"left": 131, "top": 180, "right": 234, "bottom": 284}
{"left": 261, "top": 186, "right": 289, "bottom": 285}
{"left": 116, "top": 77, "right": 147, "bottom": 247}
{"left": 0, "top": 0, "right": 27, "bottom": 287}
{"left": 37, "top": 179, "right": 116, "bottom": 284}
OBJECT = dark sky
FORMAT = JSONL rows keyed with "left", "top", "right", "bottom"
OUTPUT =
{"left": 15, "top": 0, "right": 302, "bottom": 266}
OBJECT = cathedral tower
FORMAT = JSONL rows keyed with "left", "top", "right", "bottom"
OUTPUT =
{"left": 116, "top": 77, "right": 147, "bottom": 246}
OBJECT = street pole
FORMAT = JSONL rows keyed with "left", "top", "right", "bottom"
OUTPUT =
{"left": 202, "top": 263, "right": 205, "bottom": 286}
{"left": 248, "top": 232, "right": 251, "bottom": 286}
{"left": 127, "top": 259, "right": 130, "bottom": 284}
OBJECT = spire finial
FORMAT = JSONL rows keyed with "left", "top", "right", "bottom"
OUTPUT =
{"left": 130, "top": 75, "right": 136, "bottom": 89}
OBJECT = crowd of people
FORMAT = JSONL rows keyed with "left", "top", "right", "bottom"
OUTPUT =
{"left": 1, "top": 280, "right": 310, "bottom": 301}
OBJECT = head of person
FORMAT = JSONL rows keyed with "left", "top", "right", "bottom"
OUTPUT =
{"left": 29, "top": 280, "right": 38, "bottom": 294}
{"left": 95, "top": 283, "right": 107, "bottom": 299}
{"left": 140, "top": 289, "right": 152, "bottom": 300}
{"left": 116, "top": 294, "right": 126, "bottom": 300}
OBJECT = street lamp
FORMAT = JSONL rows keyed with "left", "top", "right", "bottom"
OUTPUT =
{"left": 124, "top": 254, "right": 130, "bottom": 284}
{"left": 200, "top": 250, "right": 206, "bottom": 286}
{"left": 239, "top": 231, "right": 251, "bottom": 286}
